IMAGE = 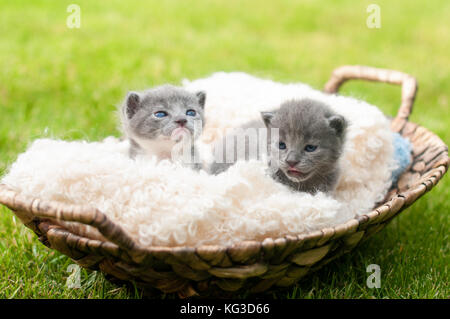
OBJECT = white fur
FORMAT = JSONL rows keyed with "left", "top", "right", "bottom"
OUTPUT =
{"left": 131, "top": 133, "right": 176, "bottom": 158}
{"left": 2, "top": 72, "right": 396, "bottom": 247}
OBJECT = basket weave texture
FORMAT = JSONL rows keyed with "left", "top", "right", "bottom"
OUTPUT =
{"left": 0, "top": 65, "right": 448, "bottom": 297}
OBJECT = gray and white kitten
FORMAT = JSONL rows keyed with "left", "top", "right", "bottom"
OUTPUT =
{"left": 209, "top": 98, "right": 347, "bottom": 194}
{"left": 120, "top": 85, "right": 206, "bottom": 170}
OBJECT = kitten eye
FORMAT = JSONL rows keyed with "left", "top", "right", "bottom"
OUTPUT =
{"left": 154, "top": 111, "right": 168, "bottom": 118}
{"left": 304, "top": 145, "right": 317, "bottom": 152}
{"left": 279, "top": 142, "right": 287, "bottom": 150}
{"left": 186, "top": 109, "right": 196, "bottom": 117}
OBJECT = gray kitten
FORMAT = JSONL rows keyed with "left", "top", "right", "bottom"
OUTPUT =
{"left": 263, "top": 99, "right": 347, "bottom": 193}
{"left": 120, "top": 85, "right": 206, "bottom": 170}
{"left": 209, "top": 98, "right": 347, "bottom": 194}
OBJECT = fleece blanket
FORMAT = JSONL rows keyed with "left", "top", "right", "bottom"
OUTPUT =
{"left": 1, "top": 72, "right": 398, "bottom": 247}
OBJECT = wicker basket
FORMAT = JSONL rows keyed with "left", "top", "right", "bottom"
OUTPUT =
{"left": 0, "top": 65, "right": 448, "bottom": 298}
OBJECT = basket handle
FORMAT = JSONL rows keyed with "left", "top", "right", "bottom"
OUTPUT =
{"left": 323, "top": 65, "right": 418, "bottom": 132}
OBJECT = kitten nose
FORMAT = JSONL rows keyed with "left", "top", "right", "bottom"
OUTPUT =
{"left": 175, "top": 119, "right": 187, "bottom": 126}
{"left": 286, "top": 160, "right": 299, "bottom": 168}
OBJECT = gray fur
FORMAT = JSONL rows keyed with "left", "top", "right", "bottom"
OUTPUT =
{"left": 209, "top": 98, "right": 347, "bottom": 194}
{"left": 120, "top": 85, "right": 206, "bottom": 170}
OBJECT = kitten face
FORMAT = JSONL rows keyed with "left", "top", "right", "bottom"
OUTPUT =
{"left": 123, "top": 85, "right": 206, "bottom": 143}
{"left": 262, "top": 99, "right": 347, "bottom": 184}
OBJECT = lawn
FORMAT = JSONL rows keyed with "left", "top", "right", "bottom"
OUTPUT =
{"left": 0, "top": 0, "right": 448, "bottom": 298}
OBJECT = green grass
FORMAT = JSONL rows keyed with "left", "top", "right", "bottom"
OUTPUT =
{"left": 0, "top": 0, "right": 448, "bottom": 298}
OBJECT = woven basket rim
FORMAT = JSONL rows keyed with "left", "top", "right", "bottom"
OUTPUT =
{"left": 0, "top": 120, "right": 448, "bottom": 255}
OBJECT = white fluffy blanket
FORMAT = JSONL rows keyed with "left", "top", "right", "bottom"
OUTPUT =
{"left": 2, "top": 72, "right": 396, "bottom": 247}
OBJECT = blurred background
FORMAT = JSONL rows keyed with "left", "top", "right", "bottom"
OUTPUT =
{"left": 0, "top": 0, "right": 448, "bottom": 298}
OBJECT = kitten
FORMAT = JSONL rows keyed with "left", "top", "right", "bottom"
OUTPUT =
{"left": 120, "top": 85, "right": 206, "bottom": 170}
{"left": 209, "top": 98, "right": 347, "bottom": 194}
{"left": 263, "top": 99, "right": 347, "bottom": 194}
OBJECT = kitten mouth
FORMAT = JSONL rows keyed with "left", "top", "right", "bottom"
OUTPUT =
{"left": 286, "top": 168, "right": 310, "bottom": 180}
{"left": 170, "top": 127, "right": 191, "bottom": 142}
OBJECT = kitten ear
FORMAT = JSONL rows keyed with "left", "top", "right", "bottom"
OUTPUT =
{"left": 196, "top": 91, "right": 206, "bottom": 109}
{"left": 261, "top": 111, "right": 275, "bottom": 127}
{"left": 328, "top": 115, "right": 347, "bottom": 136}
{"left": 125, "top": 92, "right": 140, "bottom": 119}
